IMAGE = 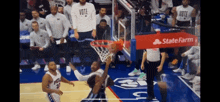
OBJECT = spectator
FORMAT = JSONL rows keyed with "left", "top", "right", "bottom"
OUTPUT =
{"left": 57, "top": 5, "right": 64, "bottom": 14}
{"left": 48, "top": 0, "right": 56, "bottom": 7}
{"left": 20, "top": 0, "right": 33, "bottom": 20}
{"left": 54, "top": 0, "right": 66, "bottom": 7}
{"left": 64, "top": 0, "right": 76, "bottom": 29}
{"left": 45, "top": 6, "right": 71, "bottom": 72}
{"left": 34, "top": 0, "right": 51, "bottom": 18}
{"left": 151, "top": 0, "right": 173, "bottom": 15}
{"left": 96, "top": 19, "right": 111, "bottom": 40}
{"left": 176, "top": 42, "right": 200, "bottom": 80}
{"left": 30, "top": 21, "right": 51, "bottom": 71}
{"left": 20, "top": 11, "right": 32, "bottom": 32}
{"left": 71, "top": 0, "right": 97, "bottom": 63}
{"left": 96, "top": 7, "right": 111, "bottom": 27}
{"left": 31, "top": 9, "right": 47, "bottom": 30}
{"left": 71, "top": 0, "right": 96, "bottom": 40}
{"left": 171, "top": 0, "right": 196, "bottom": 27}
{"left": 136, "top": 7, "right": 152, "bottom": 34}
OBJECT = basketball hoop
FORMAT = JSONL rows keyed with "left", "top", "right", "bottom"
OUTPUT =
{"left": 90, "top": 40, "right": 123, "bottom": 62}
{"left": 90, "top": 40, "right": 114, "bottom": 62}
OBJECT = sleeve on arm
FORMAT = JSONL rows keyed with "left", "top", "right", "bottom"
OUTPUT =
{"left": 45, "top": 17, "right": 53, "bottom": 37}
{"left": 28, "top": 21, "right": 32, "bottom": 33}
{"left": 71, "top": 5, "right": 77, "bottom": 30}
{"left": 43, "top": 32, "right": 50, "bottom": 48}
{"left": 74, "top": 70, "right": 93, "bottom": 81}
{"left": 91, "top": 4, "right": 96, "bottom": 30}
{"left": 62, "top": 15, "right": 70, "bottom": 38}
{"left": 29, "top": 33, "right": 35, "bottom": 47}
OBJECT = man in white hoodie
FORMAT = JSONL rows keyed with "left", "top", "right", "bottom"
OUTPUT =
{"left": 71, "top": 0, "right": 96, "bottom": 40}
{"left": 71, "top": 0, "right": 97, "bottom": 63}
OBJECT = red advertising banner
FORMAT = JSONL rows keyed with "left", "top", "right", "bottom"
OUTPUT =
{"left": 135, "top": 32, "right": 198, "bottom": 50}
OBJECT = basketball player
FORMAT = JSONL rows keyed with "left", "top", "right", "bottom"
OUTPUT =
{"left": 69, "top": 61, "right": 114, "bottom": 85}
{"left": 80, "top": 56, "right": 113, "bottom": 102}
{"left": 42, "top": 61, "right": 74, "bottom": 102}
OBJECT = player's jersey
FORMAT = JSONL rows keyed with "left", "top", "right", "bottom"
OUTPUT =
{"left": 46, "top": 70, "right": 61, "bottom": 90}
{"left": 176, "top": 5, "right": 194, "bottom": 21}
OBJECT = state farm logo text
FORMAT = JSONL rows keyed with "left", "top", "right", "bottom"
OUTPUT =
{"left": 153, "top": 37, "right": 194, "bottom": 45}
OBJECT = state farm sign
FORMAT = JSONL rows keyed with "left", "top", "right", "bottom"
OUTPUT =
{"left": 135, "top": 32, "right": 198, "bottom": 49}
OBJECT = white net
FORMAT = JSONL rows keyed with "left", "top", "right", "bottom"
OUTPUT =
{"left": 90, "top": 40, "right": 114, "bottom": 62}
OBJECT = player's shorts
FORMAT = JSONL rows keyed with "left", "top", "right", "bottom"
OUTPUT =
{"left": 81, "top": 89, "right": 107, "bottom": 102}
{"left": 45, "top": 93, "right": 60, "bottom": 102}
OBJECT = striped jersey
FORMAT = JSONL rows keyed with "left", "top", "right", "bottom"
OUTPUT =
{"left": 71, "top": 2, "right": 96, "bottom": 32}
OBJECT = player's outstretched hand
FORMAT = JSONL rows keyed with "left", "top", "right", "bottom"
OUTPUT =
{"left": 69, "top": 62, "right": 77, "bottom": 71}
{"left": 69, "top": 81, "right": 75, "bottom": 87}
{"left": 106, "top": 56, "right": 111, "bottom": 66}
{"left": 54, "top": 90, "right": 63, "bottom": 95}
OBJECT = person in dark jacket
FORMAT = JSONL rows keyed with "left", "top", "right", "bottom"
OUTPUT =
{"left": 34, "top": 0, "right": 51, "bottom": 18}
{"left": 96, "top": 19, "right": 111, "bottom": 40}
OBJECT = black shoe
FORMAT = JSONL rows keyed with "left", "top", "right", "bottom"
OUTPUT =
{"left": 146, "top": 96, "right": 155, "bottom": 100}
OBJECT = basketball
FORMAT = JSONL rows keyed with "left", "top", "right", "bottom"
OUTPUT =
{"left": 108, "top": 39, "right": 123, "bottom": 53}
{"left": 108, "top": 43, "right": 117, "bottom": 53}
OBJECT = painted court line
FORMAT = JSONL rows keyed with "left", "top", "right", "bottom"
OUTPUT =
{"left": 177, "top": 76, "right": 200, "bottom": 98}
{"left": 20, "top": 90, "right": 91, "bottom": 95}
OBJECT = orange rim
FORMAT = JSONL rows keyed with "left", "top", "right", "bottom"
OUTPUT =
{"left": 90, "top": 40, "right": 114, "bottom": 48}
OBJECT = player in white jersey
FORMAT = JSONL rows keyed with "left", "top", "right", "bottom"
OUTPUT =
{"left": 42, "top": 61, "right": 75, "bottom": 102}
{"left": 172, "top": 0, "right": 196, "bottom": 27}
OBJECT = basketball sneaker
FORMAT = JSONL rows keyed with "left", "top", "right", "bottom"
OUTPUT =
{"left": 189, "top": 76, "right": 200, "bottom": 84}
{"left": 181, "top": 73, "right": 195, "bottom": 80}
{"left": 32, "top": 63, "right": 40, "bottom": 70}
{"left": 66, "top": 65, "right": 71, "bottom": 72}
{"left": 128, "top": 68, "right": 141, "bottom": 76}
{"left": 173, "top": 68, "right": 185, "bottom": 75}
{"left": 137, "top": 72, "right": 147, "bottom": 81}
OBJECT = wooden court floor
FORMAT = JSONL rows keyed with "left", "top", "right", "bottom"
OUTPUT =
{"left": 20, "top": 81, "right": 120, "bottom": 102}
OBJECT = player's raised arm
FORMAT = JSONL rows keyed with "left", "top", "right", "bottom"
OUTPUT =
{"left": 42, "top": 74, "right": 63, "bottom": 95}
{"left": 92, "top": 56, "right": 111, "bottom": 94}
{"left": 69, "top": 62, "right": 93, "bottom": 81}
